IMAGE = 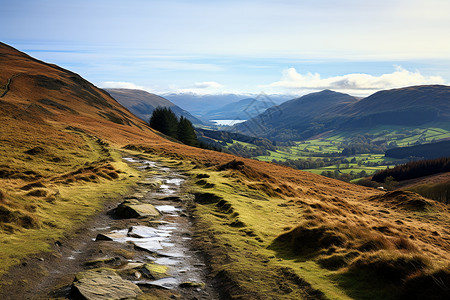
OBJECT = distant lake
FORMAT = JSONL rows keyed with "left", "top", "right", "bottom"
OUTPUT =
{"left": 211, "top": 119, "right": 247, "bottom": 126}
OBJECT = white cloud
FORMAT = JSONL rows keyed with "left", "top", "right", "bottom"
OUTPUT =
{"left": 268, "top": 66, "right": 445, "bottom": 95}
{"left": 194, "top": 81, "right": 224, "bottom": 89}
{"left": 100, "top": 81, "right": 145, "bottom": 90}
{"left": 165, "top": 81, "right": 228, "bottom": 95}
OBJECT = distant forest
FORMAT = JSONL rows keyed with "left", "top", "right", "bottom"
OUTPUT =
{"left": 372, "top": 157, "right": 450, "bottom": 183}
{"left": 385, "top": 140, "right": 450, "bottom": 159}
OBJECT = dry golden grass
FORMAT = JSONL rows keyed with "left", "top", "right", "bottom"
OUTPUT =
{"left": 1, "top": 42, "right": 449, "bottom": 299}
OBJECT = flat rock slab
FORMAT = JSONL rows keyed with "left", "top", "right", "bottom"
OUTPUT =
{"left": 133, "top": 239, "right": 163, "bottom": 252}
{"left": 155, "top": 205, "right": 181, "bottom": 214}
{"left": 114, "top": 200, "right": 160, "bottom": 219}
{"left": 141, "top": 263, "right": 170, "bottom": 280}
{"left": 72, "top": 269, "right": 142, "bottom": 300}
{"left": 128, "top": 225, "right": 159, "bottom": 238}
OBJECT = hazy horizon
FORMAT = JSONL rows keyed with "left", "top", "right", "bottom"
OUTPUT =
{"left": 2, "top": 0, "right": 450, "bottom": 98}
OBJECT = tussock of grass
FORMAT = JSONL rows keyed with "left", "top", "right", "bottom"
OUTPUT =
{"left": 347, "top": 250, "right": 430, "bottom": 282}
{"left": 0, "top": 205, "right": 39, "bottom": 230}
{"left": 401, "top": 267, "right": 450, "bottom": 300}
{"left": 0, "top": 129, "right": 140, "bottom": 279}
{"left": 271, "top": 222, "right": 346, "bottom": 257}
{"left": 369, "top": 190, "right": 434, "bottom": 211}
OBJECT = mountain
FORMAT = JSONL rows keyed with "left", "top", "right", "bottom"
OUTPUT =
{"left": 106, "top": 88, "right": 204, "bottom": 125}
{"left": 339, "top": 85, "right": 450, "bottom": 128}
{"left": 236, "top": 89, "right": 358, "bottom": 139}
{"left": 164, "top": 93, "right": 291, "bottom": 116}
{"left": 1, "top": 42, "right": 449, "bottom": 300}
{"left": 236, "top": 86, "right": 450, "bottom": 141}
{"left": 205, "top": 98, "right": 275, "bottom": 120}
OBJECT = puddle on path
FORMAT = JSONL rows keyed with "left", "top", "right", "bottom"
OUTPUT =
{"left": 86, "top": 157, "right": 218, "bottom": 299}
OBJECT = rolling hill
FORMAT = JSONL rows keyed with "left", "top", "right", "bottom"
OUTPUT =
{"left": 1, "top": 42, "right": 449, "bottom": 299}
{"left": 235, "top": 89, "right": 358, "bottom": 139}
{"left": 236, "top": 85, "right": 450, "bottom": 141}
{"left": 339, "top": 85, "right": 450, "bottom": 128}
{"left": 105, "top": 88, "right": 204, "bottom": 125}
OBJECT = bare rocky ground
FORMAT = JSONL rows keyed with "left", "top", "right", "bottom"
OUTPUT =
{"left": 0, "top": 156, "right": 219, "bottom": 300}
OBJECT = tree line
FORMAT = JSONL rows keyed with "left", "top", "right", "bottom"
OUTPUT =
{"left": 372, "top": 157, "right": 450, "bottom": 183}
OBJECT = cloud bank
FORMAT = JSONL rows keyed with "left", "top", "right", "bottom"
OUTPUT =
{"left": 101, "top": 81, "right": 145, "bottom": 90}
{"left": 268, "top": 67, "right": 445, "bottom": 95}
{"left": 194, "top": 81, "right": 224, "bottom": 89}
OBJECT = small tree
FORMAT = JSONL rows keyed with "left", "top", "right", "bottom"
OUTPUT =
{"left": 177, "top": 116, "right": 198, "bottom": 146}
{"left": 149, "top": 107, "right": 178, "bottom": 138}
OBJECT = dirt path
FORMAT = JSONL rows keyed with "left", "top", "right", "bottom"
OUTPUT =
{"left": 0, "top": 74, "right": 20, "bottom": 98}
{"left": 0, "top": 156, "right": 219, "bottom": 299}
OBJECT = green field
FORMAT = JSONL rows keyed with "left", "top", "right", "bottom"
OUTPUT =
{"left": 219, "top": 124, "right": 450, "bottom": 181}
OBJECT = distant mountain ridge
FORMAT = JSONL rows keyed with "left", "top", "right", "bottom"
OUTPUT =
{"left": 164, "top": 93, "right": 291, "bottom": 117}
{"left": 205, "top": 98, "right": 275, "bottom": 120}
{"left": 106, "top": 88, "right": 204, "bottom": 125}
{"left": 236, "top": 85, "right": 450, "bottom": 141}
{"left": 236, "top": 89, "right": 358, "bottom": 139}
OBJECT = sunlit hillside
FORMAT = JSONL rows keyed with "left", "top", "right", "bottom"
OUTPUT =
{"left": 0, "top": 43, "right": 449, "bottom": 299}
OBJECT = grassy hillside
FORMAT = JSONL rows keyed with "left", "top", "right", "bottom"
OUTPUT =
{"left": 1, "top": 42, "right": 449, "bottom": 299}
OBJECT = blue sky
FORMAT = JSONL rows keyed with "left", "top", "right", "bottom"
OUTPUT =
{"left": 2, "top": 0, "right": 450, "bottom": 96}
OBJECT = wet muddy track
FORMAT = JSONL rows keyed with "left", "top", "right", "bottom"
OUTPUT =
{"left": 8, "top": 156, "right": 220, "bottom": 299}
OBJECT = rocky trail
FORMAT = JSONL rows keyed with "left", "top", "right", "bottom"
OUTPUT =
{"left": 4, "top": 156, "right": 219, "bottom": 299}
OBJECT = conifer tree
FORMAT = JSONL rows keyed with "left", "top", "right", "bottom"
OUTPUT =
{"left": 149, "top": 107, "right": 178, "bottom": 138}
{"left": 177, "top": 116, "right": 198, "bottom": 146}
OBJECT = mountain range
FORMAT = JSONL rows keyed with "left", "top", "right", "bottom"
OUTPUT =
{"left": 164, "top": 92, "right": 291, "bottom": 118}
{"left": 236, "top": 86, "right": 450, "bottom": 140}
{"left": 205, "top": 97, "right": 276, "bottom": 120}
{"left": 105, "top": 88, "right": 204, "bottom": 125}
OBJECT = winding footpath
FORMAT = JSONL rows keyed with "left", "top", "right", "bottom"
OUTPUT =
{"left": 20, "top": 156, "right": 219, "bottom": 299}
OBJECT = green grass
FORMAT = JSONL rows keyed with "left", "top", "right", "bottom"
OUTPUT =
{"left": 183, "top": 168, "right": 351, "bottom": 299}
{"left": 0, "top": 130, "right": 141, "bottom": 279}
{"left": 231, "top": 125, "right": 450, "bottom": 179}
{"left": 112, "top": 147, "right": 449, "bottom": 300}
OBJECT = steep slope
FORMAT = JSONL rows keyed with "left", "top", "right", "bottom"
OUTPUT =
{"left": 1, "top": 42, "right": 449, "bottom": 300}
{"left": 106, "top": 88, "right": 204, "bottom": 124}
{"left": 236, "top": 90, "right": 357, "bottom": 139}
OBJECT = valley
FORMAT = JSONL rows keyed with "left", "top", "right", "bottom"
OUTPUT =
{"left": 0, "top": 41, "right": 449, "bottom": 300}
{"left": 199, "top": 123, "right": 450, "bottom": 182}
